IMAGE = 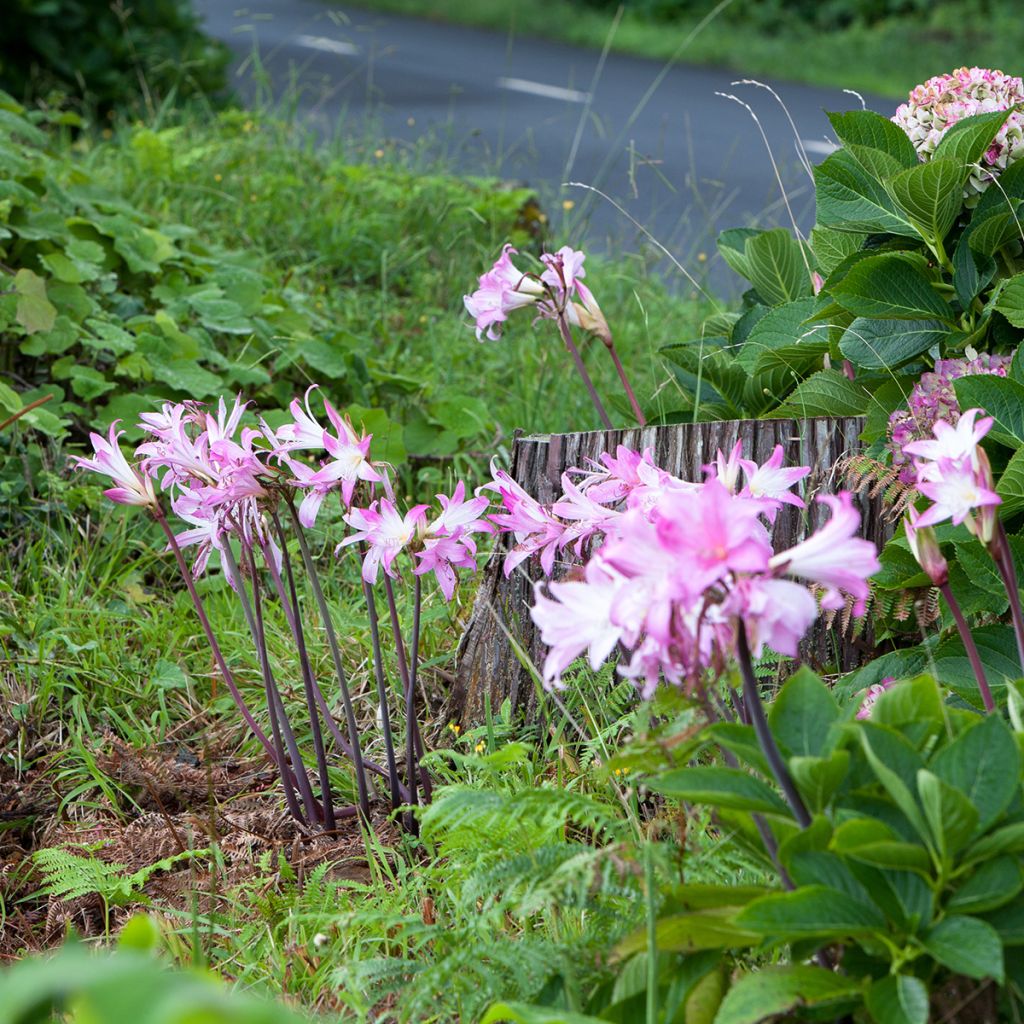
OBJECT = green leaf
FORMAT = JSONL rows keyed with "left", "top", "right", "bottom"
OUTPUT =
{"left": 713, "top": 966, "right": 863, "bottom": 1024}
{"left": 814, "top": 144, "right": 918, "bottom": 236}
{"left": 865, "top": 975, "right": 929, "bottom": 1024}
{"left": 953, "top": 235, "right": 996, "bottom": 307}
{"left": 768, "top": 667, "right": 839, "bottom": 757}
{"left": 965, "top": 821, "right": 1024, "bottom": 862}
{"left": 917, "top": 769, "right": 979, "bottom": 858}
{"left": 480, "top": 1003, "right": 610, "bottom": 1024}
{"left": 768, "top": 368, "right": 870, "bottom": 418}
{"left": 736, "top": 297, "right": 821, "bottom": 373}
{"left": 147, "top": 357, "right": 222, "bottom": 398}
{"left": 933, "top": 106, "right": 1018, "bottom": 169}
{"left": 995, "top": 272, "right": 1024, "bottom": 329}
{"left": 996, "top": 445, "right": 1024, "bottom": 517}
{"left": 830, "top": 254, "right": 954, "bottom": 321}
{"left": 13, "top": 268, "right": 57, "bottom": 334}
{"left": 743, "top": 229, "right": 812, "bottom": 305}
{"left": 931, "top": 713, "right": 1021, "bottom": 830}
{"left": 734, "top": 885, "right": 885, "bottom": 938}
{"left": 887, "top": 158, "right": 967, "bottom": 243}
{"left": 953, "top": 373, "right": 1024, "bottom": 446}
{"left": 965, "top": 204, "right": 1024, "bottom": 255}
{"left": 842, "top": 840, "right": 933, "bottom": 875}
{"left": 921, "top": 915, "right": 1004, "bottom": 983}
{"left": 859, "top": 726, "right": 931, "bottom": 846}
{"left": 827, "top": 110, "right": 919, "bottom": 167}
{"left": 346, "top": 404, "right": 407, "bottom": 467}
{"left": 948, "top": 856, "right": 1024, "bottom": 914}
{"left": 811, "top": 225, "right": 867, "bottom": 277}
{"left": 615, "top": 908, "right": 759, "bottom": 957}
{"left": 717, "top": 227, "right": 760, "bottom": 281}
{"left": 870, "top": 674, "right": 944, "bottom": 728}
{"left": 838, "top": 317, "right": 948, "bottom": 370}
{"left": 648, "top": 766, "right": 790, "bottom": 815}
{"left": 789, "top": 752, "right": 849, "bottom": 812}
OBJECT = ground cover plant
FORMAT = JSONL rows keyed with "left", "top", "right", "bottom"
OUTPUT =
{"left": 10, "top": 50, "right": 1024, "bottom": 1024}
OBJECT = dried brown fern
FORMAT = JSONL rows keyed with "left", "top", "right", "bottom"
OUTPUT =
{"left": 835, "top": 452, "right": 918, "bottom": 521}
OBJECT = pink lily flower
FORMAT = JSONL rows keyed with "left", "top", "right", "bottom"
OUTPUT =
{"left": 412, "top": 482, "right": 492, "bottom": 600}
{"left": 74, "top": 423, "right": 157, "bottom": 510}
{"left": 483, "top": 464, "right": 566, "bottom": 577}
{"left": 914, "top": 456, "right": 1001, "bottom": 534}
{"left": 738, "top": 444, "right": 809, "bottom": 520}
{"left": 463, "top": 244, "right": 543, "bottom": 342}
{"left": 769, "top": 492, "right": 880, "bottom": 613}
{"left": 903, "top": 407, "right": 993, "bottom": 469}
{"left": 724, "top": 576, "right": 818, "bottom": 658}
{"left": 340, "top": 500, "right": 428, "bottom": 584}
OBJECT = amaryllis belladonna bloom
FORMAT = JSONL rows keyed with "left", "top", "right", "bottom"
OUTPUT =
{"left": 74, "top": 422, "right": 158, "bottom": 509}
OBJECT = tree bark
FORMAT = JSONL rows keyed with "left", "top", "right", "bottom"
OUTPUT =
{"left": 452, "top": 416, "right": 890, "bottom": 727}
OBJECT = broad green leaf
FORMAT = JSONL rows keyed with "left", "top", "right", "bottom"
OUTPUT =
{"left": 814, "top": 144, "right": 918, "bottom": 236}
{"left": 743, "top": 229, "right": 812, "bottom": 305}
{"left": 768, "top": 667, "right": 839, "bottom": 757}
{"left": 996, "top": 445, "right": 1024, "bottom": 517}
{"left": 714, "top": 966, "right": 862, "bottom": 1024}
{"left": 870, "top": 675, "right": 944, "bottom": 728}
{"left": 931, "top": 713, "right": 1021, "bottom": 830}
{"left": 827, "top": 109, "right": 919, "bottom": 167}
{"left": 934, "top": 106, "right": 1018, "bottom": 169}
{"left": 922, "top": 915, "right": 1004, "bottom": 982}
{"left": 810, "top": 225, "right": 866, "bottom": 277}
{"left": 706, "top": 722, "right": 770, "bottom": 775}
{"left": 953, "top": 374, "right": 1024, "bottom": 446}
{"left": 995, "top": 272, "right": 1024, "bottom": 328}
{"left": 830, "top": 254, "right": 953, "bottom": 321}
{"left": 661, "top": 883, "right": 772, "bottom": 912}
{"left": 615, "top": 908, "right": 759, "bottom": 957}
{"left": 842, "top": 840, "right": 932, "bottom": 875}
{"left": 786, "top": 851, "right": 870, "bottom": 904}
{"left": 887, "top": 158, "right": 967, "bottom": 243}
{"left": 0, "top": 381, "right": 21, "bottom": 413}
{"left": 838, "top": 317, "right": 947, "bottom": 369}
{"left": 965, "top": 205, "right": 1024, "bottom": 255}
{"left": 953, "top": 235, "right": 996, "bottom": 307}
{"left": 865, "top": 975, "right": 929, "bottom": 1024}
{"left": 983, "top": 893, "right": 1024, "bottom": 944}
{"left": 147, "top": 357, "right": 222, "bottom": 398}
{"left": 965, "top": 821, "right": 1024, "bottom": 862}
{"left": 717, "top": 227, "right": 759, "bottom": 281}
{"left": 736, "top": 297, "right": 820, "bottom": 373}
{"left": 648, "top": 767, "right": 790, "bottom": 816}
{"left": 789, "top": 752, "right": 849, "bottom": 812}
{"left": 948, "top": 856, "right": 1024, "bottom": 913}
{"left": 683, "top": 965, "right": 727, "bottom": 1024}
{"left": 768, "top": 368, "right": 869, "bottom": 418}
{"left": 734, "top": 884, "right": 885, "bottom": 937}
{"left": 917, "top": 769, "right": 979, "bottom": 858}
{"left": 13, "top": 268, "right": 57, "bottom": 334}
{"left": 859, "top": 726, "right": 931, "bottom": 846}
{"left": 480, "top": 1003, "right": 610, "bottom": 1024}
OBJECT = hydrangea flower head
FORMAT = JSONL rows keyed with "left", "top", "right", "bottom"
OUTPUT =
{"left": 888, "top": 352, "right": 1010, "bottom": 482}
{"left": 893, "top": 67, "right": 1024, "bottom": 199}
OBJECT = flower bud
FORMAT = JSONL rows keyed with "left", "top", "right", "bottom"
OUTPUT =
{"left": 905, "top": 510, "right": 948, "bottom": 586}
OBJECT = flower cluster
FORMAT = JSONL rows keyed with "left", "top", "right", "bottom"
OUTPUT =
{"left": 888, "top": 352, "right": 1010, "bottom": 483}
{"left": 75, "top": 389, "right": 490, "bottom": 602}
{"left": 497, "top": 442, "right": 879, "bottom": 694}
{"left": 463, "top": 244, "right": 609, "bottom": 344}
{"left": 892, "top": 67, "right": 1024, "bottom": 199}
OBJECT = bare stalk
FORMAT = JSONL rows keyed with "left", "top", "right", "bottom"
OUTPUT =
{"left": 554, "top": 312, "right": 613, "bottom": 430}
{"left": 994, "top": 523, "right": 1024, "bottom": 677}
{"left": 605, "top": 339, "right": 646, "bottom": 425}
{"left": 939, "top": 582, "right": 995, "bottom": 714}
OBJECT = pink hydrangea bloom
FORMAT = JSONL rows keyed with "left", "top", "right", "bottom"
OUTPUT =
{"left": 857, "top": 678, "right": 896, "bottom": 720}
{"left": 893, "top": 67, "right": 1024, "bottom": 199}
{"left": 888, "top": 355, "right": 1010, "bottom": 482}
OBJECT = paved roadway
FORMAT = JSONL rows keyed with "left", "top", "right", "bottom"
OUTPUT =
{"left": 192, "top": 1, "right": 894, "bottom": 294}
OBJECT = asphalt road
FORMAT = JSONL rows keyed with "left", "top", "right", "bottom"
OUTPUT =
{"left": 192, "top": 0, "right": 893, "bottom": 294}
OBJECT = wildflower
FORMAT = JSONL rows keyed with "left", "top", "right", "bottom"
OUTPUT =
{"left": 448, "top": 722, "right": 461, "bottom": 736}
{"left": 893, "top": 67, "right": 1024, "bottom": 199}
{"left": 73, "top": 423, "right": 158, "bottom": 510}
{"left": 340, "top": 500, "right": 428, "bottom": 584}
{"left": 414, "top": 482, "right": 491, "bottom": 600}
{"left": 483, "top": 463, "right": 566, "bottom": 577}
{"left": 737, "top": 444, "right": 809, "bottom": 520}
{"left": 914, "top": 455, "right": 1001, "bottom": 540}
{"left": 723, "top": 576, "right": 818, "bottom": 658}
{"left": 856, "top": 678, "right": 896, "bottom": 720}
{"left": 474, "top": 740, "right": 486, "bottom": 754}
{"left": 903, "top": 407, "right": 994, "bottom": 470}
{"left": 463, "top": 244, "right": 544, "bottom": 341}
{"left": 768, "top": 493, "right": 880, "bottom": 613}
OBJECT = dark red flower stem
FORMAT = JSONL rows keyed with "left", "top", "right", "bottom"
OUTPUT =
{"left": 939, "top": 582, "right": 995, "bottom": 713}
{"left": 993, "top": 522, "right": 1024, "bottom": 677}
{"left": 555, "top": 312, "right": 613, "bottom": 430}
{"left": 605, "top": 339, "right": 646, "bottom": 426}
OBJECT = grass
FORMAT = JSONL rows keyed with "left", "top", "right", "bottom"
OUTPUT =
{"left": 335, "top": 0, "right": 1024, "bottom": 101}
{"left": 0, "top": 98, "right": 740, "bottom": 1019}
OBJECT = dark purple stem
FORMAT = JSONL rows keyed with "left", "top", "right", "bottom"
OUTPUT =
{"left": 153, "top": 510, "right": 278, "bottom": 765}
{"left": 939, "top": 582, "right": 995, "bottom": 714}
{"left": 554, "top": 312, "right": 613, "bottom": 430}
{"left": 605, "top": 340, "right": 646, "bottom": 425}
{"left": 994, "top": 523, "right": 1024, "bottom": 678}
{"left": 736, "top": 623, "right": 811, "bottom": 828}
{"left": 262, "top": 520, "right": 336, "bottom": 830}
{"left": 284, "top": 498, "right": 372, "bottom": 817}
{"left": 361, "top": 560, "right": 402, "bottom": 810}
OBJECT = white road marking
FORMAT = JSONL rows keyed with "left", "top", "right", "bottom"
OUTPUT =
{"left": 295, "top": 34, "right": 358, "bottom": 57}
{"left": 801, "top": 138, "right": 838, "bottom": 157}
{"left": 497, "top": 76, "right": 590, "bottom": 103}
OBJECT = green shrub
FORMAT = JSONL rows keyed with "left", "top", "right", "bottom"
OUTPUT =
{"left": 0, "top": 0, "right": 227, "bottom": 114}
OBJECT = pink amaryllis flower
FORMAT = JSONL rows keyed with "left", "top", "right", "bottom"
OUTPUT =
{"left": 413, "top": 482, "right": 492, "bottom": 600}
{"left": 483, "top": 464, "right": 566, "bottom": 577}
{"left": 769, "top": 493, "right": 880, "bottom": 614}
{"left": 914, "top": 455, "right": 1001, "bottom": 536}
{"left": 530, "top": 561, "right": 626, "bottom": 689}
{"left": 903, "top": 407, "right": 994, "bottom": 471}
{"left": 74, "top": 423, "right": 158, "bottom": 510}
{"left": 904, "top": 508, "right": 950, "bottom": 587}
{"left": 463, "top": 244, "right": 544, "bottom": 342}
{"left": 723, "top": 577, "right": 818, "bottom": 659}
{"left": 738, "top": 444, "right": 809, "bottom": 519}
{"left": 340, "top": 499, "right": 428, "bottom": 584}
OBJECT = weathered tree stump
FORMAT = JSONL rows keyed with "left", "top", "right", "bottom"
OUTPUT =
{"left": 453, "top": 417, "right": 891, "bottom": 726}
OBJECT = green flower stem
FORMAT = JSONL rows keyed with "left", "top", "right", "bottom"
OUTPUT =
{"left": 939, "top": 582, "right": 995, "bottom": 713}
{"left": 736, "top": 623, "right": 811, "bottom": 828}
